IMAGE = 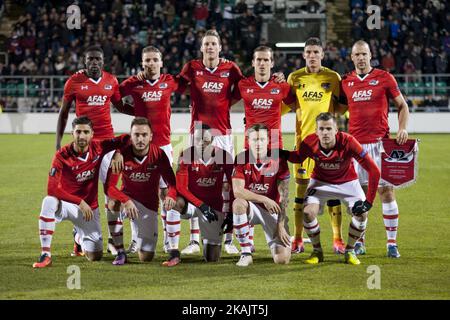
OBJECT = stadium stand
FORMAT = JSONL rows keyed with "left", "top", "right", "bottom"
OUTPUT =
{"left": 0, "top": 0, "right": 448, "bottom": 112}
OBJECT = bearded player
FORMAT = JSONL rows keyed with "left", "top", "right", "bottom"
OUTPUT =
{"left": 56, "top": 46, "right": 134, "bottom": 257}
{"left": 33, "top": 116, "right": 130, "bottom": 268}
{"left": 105, "top": 117, "right": 177, "bottom": 265}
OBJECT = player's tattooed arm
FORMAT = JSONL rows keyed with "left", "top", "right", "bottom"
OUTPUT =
{"left": 278, "top": 179, "right": 290, "bottom": 215}
{"left": 275, "top": 179, "right": 291, "bottom": 247}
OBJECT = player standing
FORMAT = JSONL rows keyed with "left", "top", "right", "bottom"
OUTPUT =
{"left": 234, "top": 46, "right": 296, "bottom": 149}
{"left": 163, "top": 124, "right": 234, "bottom": 266}
{"left": 338, "top": 40, "right": 409, "bottom": 258}
{"left": 105, "top": 117, "right": 177, "bottom": 264}
{"left": 282, "top": 37, "right": 345, "bottom": 254}
{"left": 56, "top": 46, "right": 133, "bottom": 256}
{"left": 119, "top": 46, "right": 184, "bottom": 254}
{"left": 33, "top": 116, "right": 129, "bottom": 268}
{"left": 232, "top": 124, "right": 291, "bottom": 267}
{"left": 177, "top": 29, "right": 244, "bottom": 255}
{"left": 282, "top": 112, "right": 381, "bottom": 265}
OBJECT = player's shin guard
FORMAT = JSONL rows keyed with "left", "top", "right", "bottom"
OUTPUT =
{"left": 248, "top": 224, "right": 255, "bottom": 246}
{"left": 107, "top": 209, "right": 124, "bottom": 252}
{"left": 294, "top": 183, "right": 307, "bottom": 239}
{"left": 382, "top": 201, "right": 399, "bottom": 246}
{"left": 166, "top": 209, "right": 181, "bottom": 250}
{"left": 233, "top": 214, "right": 252, "bottom": 254}
{"left": 222, "top": 189, "right": 233, "bottom": 243}
{"left": 347, "top": 217, "right": 367, "bottom": 250}
{"left": 327, "top": 199, "right": 343, "bottom": 241}
{"left": 39, "top": 196, "right": 58, "bottom": 256}
{"left": 303, "top": 218, "right": 321, "bottom": 251}
{"left": 161, "top": 209, "right": 168, "bottom": 247}
{"left": 190, "top": 217, "right": 200, "bottom": 243}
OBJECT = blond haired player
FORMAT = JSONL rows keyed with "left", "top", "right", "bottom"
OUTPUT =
{"left": 282, "top": 37, "right": 345, "bottom": 254}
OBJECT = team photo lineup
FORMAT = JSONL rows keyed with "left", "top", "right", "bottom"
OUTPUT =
{"left": 33, "top": 30, "right": 409, "bottom": 269}
{"left": 1, "top": 0, "right": 449, "bottom": 301}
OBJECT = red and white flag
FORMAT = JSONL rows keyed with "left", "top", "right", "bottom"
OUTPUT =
{"left": 380, "top": 138, "right": 420, "bottom": 188}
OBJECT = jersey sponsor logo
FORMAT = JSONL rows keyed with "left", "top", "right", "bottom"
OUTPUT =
{"left": 196, "top": 177, "right": 217, "bottom": 187}
{"left": 129, "top": 172, "right": 152, "bottom": 182}
{"left": 369, "top": 80, "right": 379, "bottom": 86}
{"left": 270, "top": 88, "right": 280, "bottom": 94}
{"left": 75, "top": 169, "right": 96, "bottom": 182}
{"left": 159, "top": 83, "right": 168, "bottom": 89}
{"left": 248, "top": 183, "right": 269, "bottom": 193}
{"left": 321, "top": 83, "right": 331, "bottom": 90}
{"left": 352, "top": 90, "right": 373, "bottom": 102}
{"left": 301, "top": 91, "right": 323, "bottom": 101}
{"left": 81, "top": 85, "right": 88, "bottom": 90}
{"left": 104, "top": 84, "right": 112, "bottom": 90}
{"left": 86, "top": 95, "right": 107, "bottom": 106}
{"left": 251, "top": 98, "right": 273, "bottom": 109}
{"left": 220, "top": 72, "right": 230, "bottom": 78}
{"left": 201, "top": 82, "right": 224, "bottom": 93}
{"left": 141, "top": 91, "right": 163, "bottom": 102}
{"left": 318, "top": 162, "right": 340, "bottom": 170}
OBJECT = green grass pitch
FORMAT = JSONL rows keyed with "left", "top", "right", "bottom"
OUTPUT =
{"left": 0, "top": 133, "right": 449, "bottom": 300}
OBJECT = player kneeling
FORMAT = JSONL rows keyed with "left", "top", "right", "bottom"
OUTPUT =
{"left": 232, "top": 124, "right": 291, "bottom": 267}
{"left": 163, "top": 124, "right": 234, "bottom": 266}
{"left": 105, "top": 117, "right": 177, "bottom": 265}
{"left": 280, "top": 113, "right": 380, "bottom": 265}
{"left": 33, "top": 116, "right": 129, "bottom": 268}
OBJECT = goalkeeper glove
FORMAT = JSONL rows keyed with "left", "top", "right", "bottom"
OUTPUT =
{"left": 221, "top": 213, "right": 233, "bottom": 233}
{"left": 352, "top": 200, "right": 372, "bottom": 216}
{"left": 199, "top": 203, "right": 218, "bottom": 223}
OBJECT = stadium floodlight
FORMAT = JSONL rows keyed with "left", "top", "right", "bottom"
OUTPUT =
{"left": 275, "top": 42, "right": 306, "bottom": 48}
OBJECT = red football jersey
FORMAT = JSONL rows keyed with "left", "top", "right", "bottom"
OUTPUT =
{"left": 288, "top": 131, "right": 380, "bottom": 203}
{"left": 106, "top": 144, "right": 177, "bottom": 211}
{"left": 234, "top": 76, "right": 295, "bottom": 148}
{"left": 340, "top": 68, "right": 402, "bottom": 144}
{"left": 233, "top": 150, "right": 290, "bottom": 202}
{"left": 179, "top": 59, "right": 244, "bottom": 134}
{"left": 47, "top": 135, "right": 129, "bottom": 209}
{"left": 176, "top": 146, "right": 234, "bottom": 212}
{"left": 120, "top": 74, "right": 183, "bottom": 147}
{"left": 63, "top": 71, "right": 121, "bottom": 139}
